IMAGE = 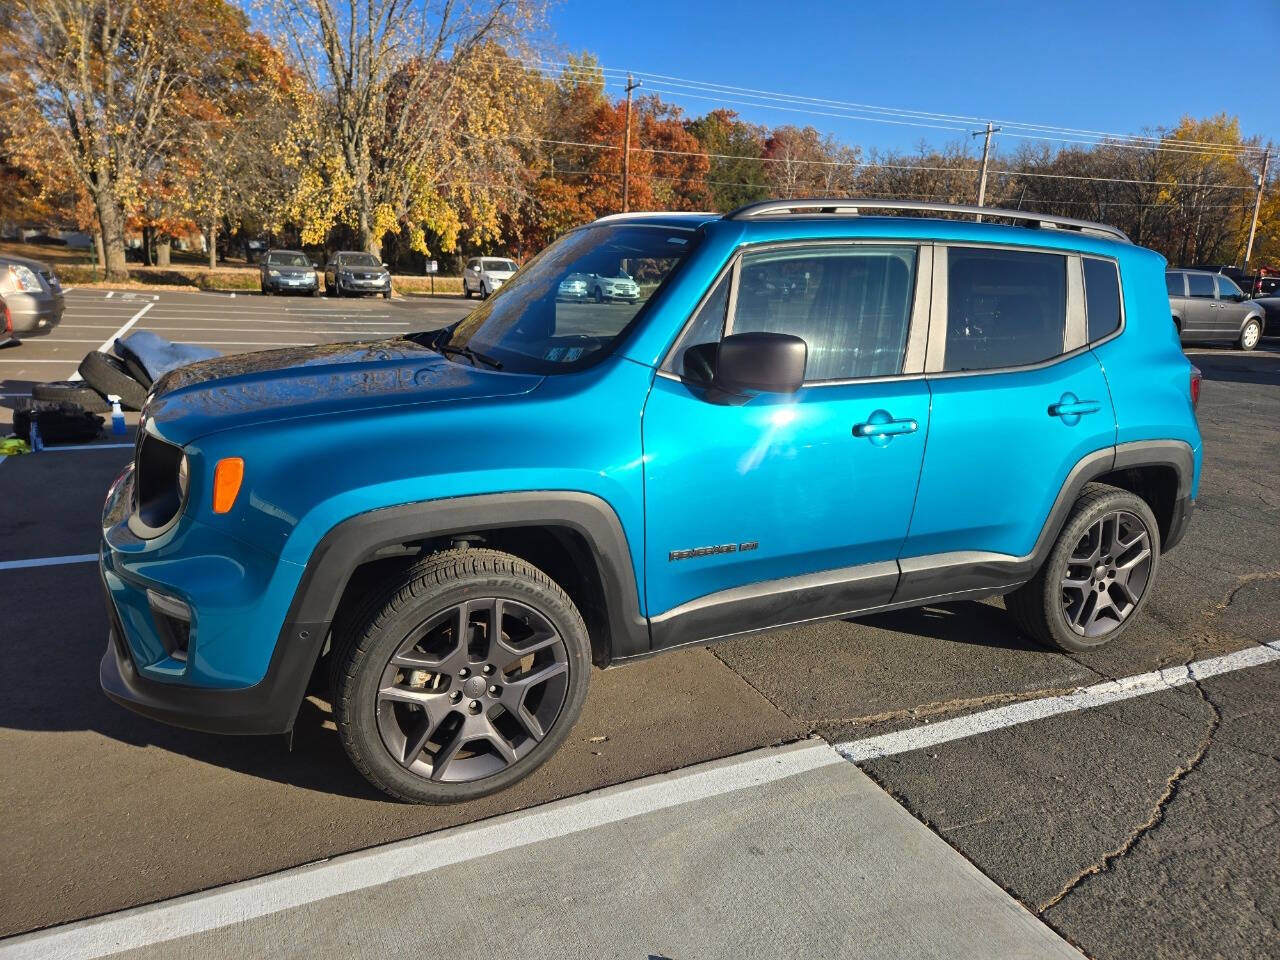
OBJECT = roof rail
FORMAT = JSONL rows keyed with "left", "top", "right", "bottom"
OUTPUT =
{"left": 723, "top": 198, "right": 1131, "bottom": 243}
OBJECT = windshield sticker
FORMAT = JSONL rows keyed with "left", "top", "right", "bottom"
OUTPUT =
{"left": 545, "top": 347, "right": 586, "bottom": 363}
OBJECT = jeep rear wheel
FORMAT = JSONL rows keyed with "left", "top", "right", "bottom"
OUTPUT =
{"left": 1007, "top": 483, "right": 1160, "bottom": 653}
{"left": 331, "top": 548, "right": 590, "bottom": 803}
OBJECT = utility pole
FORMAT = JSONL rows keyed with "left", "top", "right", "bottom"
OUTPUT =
{"left": 622, "top": 73, "right": 642, "bottom": 213}
{"left": 972, "top": 121, "right": 1001, "bottom": 221}
{"left": 1244, "top": 146, "right": 1270, "bottom": 268}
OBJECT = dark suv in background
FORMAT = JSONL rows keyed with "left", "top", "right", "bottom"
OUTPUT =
{"left": 1167, "top": 268, "right": 1265, "bottom": 350}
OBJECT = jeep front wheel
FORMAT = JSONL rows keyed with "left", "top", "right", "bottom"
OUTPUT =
{"left": 1006, "top": 483, "right": 1160, "bottom": 653}
{"left": 331, "top": 548, "right": 590, "bottom": 803}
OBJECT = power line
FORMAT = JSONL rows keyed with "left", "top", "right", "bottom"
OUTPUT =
{"left": 524, "top": 58, "right": 1270, "bottom": 160}
{"left": 493, "top": 135, "right": 1257, "bottom": 192}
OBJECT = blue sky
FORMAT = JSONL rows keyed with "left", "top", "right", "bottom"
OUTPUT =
{"left": 547, "top": 0, "right": 1279, "bottom": 157}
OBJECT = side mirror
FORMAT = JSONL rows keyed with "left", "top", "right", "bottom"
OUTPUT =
{"left": 382, "top": 262, "right": 389, "bottom": 270}
{"left": 714, "top": 332, "right": 806, "bottom": 395}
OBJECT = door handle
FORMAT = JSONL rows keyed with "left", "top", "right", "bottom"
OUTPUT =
{"left": 1048, "top": 392, "right": 1101, "bottom": 424}
{"left": 853, "top": 410, "right": 918, "bottom": 447}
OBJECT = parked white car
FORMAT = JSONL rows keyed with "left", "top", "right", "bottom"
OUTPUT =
{"left": 462, "top": 257, "right": 518, "bottom": 299}
{"left": 588, "top": 270, "right": 640, "bottom": 303}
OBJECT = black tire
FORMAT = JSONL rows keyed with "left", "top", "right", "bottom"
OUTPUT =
{"left": 30, "top": 380, "right": 110, "bottom": 412}
{"left": 330, "top": 281, "right": 341, "bottom": 298}
{"left": 331, "top": 548, "right": 591, "bottom": 803}
{"left": 383, "top": 288, "right": 392, "bottom": 300}
{"left": 593, "top": 287, "right": 604, "bottom": 303}
{"left": 463, "top": 282, "right": 473, "bottom": 299}
{"left": 311, "top": 286, "right": 320, "bottom": 298}
{"left": 1238, "top": 317, "right": 1262, "bottom": 352}
{"left": 77, "top": 351, "right": 147, "bottom": 410}
{"left": 1006, "top": 483, "right": 1161, "bottom": 653}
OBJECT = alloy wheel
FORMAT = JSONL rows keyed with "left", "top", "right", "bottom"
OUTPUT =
{"left": 1242, "top": 322, "right": 1260, "bottom": 349}
{"left": 375, "top": 597, "right": 570, "bottom": 783}
{"left": 1060, "top": 511, "right": 1153, "bottom": 638}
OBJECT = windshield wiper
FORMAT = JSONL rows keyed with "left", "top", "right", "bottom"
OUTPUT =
{"left": 437, "top": 343, "right": 504, "bottom": 370}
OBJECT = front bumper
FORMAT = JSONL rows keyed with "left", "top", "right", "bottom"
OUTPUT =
{"left": 7, "top": 290, "right": 64, "bottom": 337}
{"left": 265, "top": 274, "right": 317, "bottom": 292}
{"left": 98, "top": 464, "right": 322, "bottom": 735}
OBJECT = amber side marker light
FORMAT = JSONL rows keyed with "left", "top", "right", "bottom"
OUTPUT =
{"left": 212, "top": 457, "right": 244, "bottom": 514}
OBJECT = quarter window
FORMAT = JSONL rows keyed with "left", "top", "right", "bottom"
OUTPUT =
{"left": 665, "top": 270, "right": 730, "bottom": 378}
{"left": 1083, "top": 258, "right": 1122, "bottom": 342}
{"left": 728, "top": 245, "right": 917, "bottom": 381}
{"left": 943, "top": 247, "right": 1066, "bottom": 372}
{"left": 1187, "top": 273, "right": 1215, "bottom": 298}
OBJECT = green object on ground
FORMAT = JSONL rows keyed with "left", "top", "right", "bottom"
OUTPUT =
{"left": 1, "top": 437, "right": 32, "bottom": 455}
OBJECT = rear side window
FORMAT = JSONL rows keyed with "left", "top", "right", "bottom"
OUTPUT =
{"left": 729, "top": 245, "right": 917, "bottom": 381}
{"left": 1083, "top": 258, "right": 1122, "bottom": 342}
{"left": 1187, "top": 274, "right": 1215, "bottom": 298}
{"left": 1215, "top": 275, "right": 1242, "bottom": 299}
{"left": 1165, "top": 273, "right": 1185, "bottom": 297}
{"left": 944, "top": 248, "right": 1066, "bottom": 372}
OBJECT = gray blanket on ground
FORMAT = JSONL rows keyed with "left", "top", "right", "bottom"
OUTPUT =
{"left": 114, "top": 331, "right": 222, "bottom": 381}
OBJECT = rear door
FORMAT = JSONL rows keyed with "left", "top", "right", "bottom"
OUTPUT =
{"left": 898, "top": 245, "right": 1116, "bottom": 602}
{"left": 642, "top": 241, "right": 933, "bottom": 643}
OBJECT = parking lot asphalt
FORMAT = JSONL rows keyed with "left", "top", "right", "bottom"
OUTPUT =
{"left": 1, "top": 291, "right": 1277, "bottom": 958}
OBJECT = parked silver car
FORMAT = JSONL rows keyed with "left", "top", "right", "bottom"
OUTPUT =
{"left": 462, "top": 257, "right": 518, "bottom": 299}
{"left": 1167, "top": 269, "right": 1266, "bottom": 351}
{"left": 260, "top": 249, "right": 319, "bottom": 296}
{"left": 587, "top": 270, "right": 640, "bottom": 303}
{"left": 325, "top": 251, "right": 391, "bottom": 299}
{"left": 0, "top": 253, "right": 64, "bottom": 339}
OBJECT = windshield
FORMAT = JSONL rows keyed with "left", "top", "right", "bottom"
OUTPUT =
{"left": 433, "top": 223, "right": 696, "bottom": 374}
{"left": 340, "top": 253, "right": 381, "bottom": 268}
{"left": 484, "top": 259, "right": 518, "bottom": 272}
{"left": 268, "top": 252, "right": 310, "bottom": 268}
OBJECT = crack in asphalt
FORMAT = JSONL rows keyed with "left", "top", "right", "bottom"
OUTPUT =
{"left": 1216, "top": 570, "right": 1280, "bottom": 612}
{"left": 810, "top": 684, "right": 1087, "bottom": 735}
{"left": 1036, "top": 658, "right": 1224, "bottom": 914}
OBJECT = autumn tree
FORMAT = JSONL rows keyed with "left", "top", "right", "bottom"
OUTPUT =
{"left": 271, "top": 0, "right": 540, "bottom": 258}
{"left": 685, "top": 109, "right": 768, "bottom": 211}
{"left": 3, "top": 0, "right": 269, "bottom": 279}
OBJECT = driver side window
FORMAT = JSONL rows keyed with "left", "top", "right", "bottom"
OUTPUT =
{"left": 664, "top": 244, "right": 918, "bottom": 383}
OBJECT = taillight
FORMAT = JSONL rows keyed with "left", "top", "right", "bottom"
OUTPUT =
{"left": 1190, "top": 366, "right": 1202, "bottom": 409}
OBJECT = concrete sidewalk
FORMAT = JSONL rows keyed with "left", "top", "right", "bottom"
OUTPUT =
{"left": 6, "top": 741, "right": 1080, "bottom": 960}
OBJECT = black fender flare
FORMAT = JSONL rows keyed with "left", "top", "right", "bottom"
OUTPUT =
{"left": 266, "top": 492, "right": 649, "bottom": 728}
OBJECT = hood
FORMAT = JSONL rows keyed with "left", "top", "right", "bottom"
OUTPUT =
{"left": 482, "top": 268, "right": 515, "bottom": 279}
{"left": 145, "top": 337, "right": 542, "bottom": 445}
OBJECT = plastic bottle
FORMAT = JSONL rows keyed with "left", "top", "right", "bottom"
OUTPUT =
{"left": 29, "top": 419, "right": 43, "bottom": 452}
{"left": 109, "top": 396, "right": 126, "bottom": 437}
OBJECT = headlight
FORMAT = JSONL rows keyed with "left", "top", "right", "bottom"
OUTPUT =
{"left": 268, "top": 269, "right": 280, "bottom": 277}
{"left": 7, "top": 264, "right": 41, "bottom": 292}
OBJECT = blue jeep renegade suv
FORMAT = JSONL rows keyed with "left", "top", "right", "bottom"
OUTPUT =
{"left": 100, "top": 199, "right": 1202, "bottom": 802}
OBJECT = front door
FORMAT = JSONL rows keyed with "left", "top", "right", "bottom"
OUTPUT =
{"left": 1183, "top": 272, "right": 1218, "bottom": 339}
{"left": 1214, "top": 274, "right": 1249, "bottom": 337}
{"left": 642, "top": 242, "right": 932, "bottom": 648}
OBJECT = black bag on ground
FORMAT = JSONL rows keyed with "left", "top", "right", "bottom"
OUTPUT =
{"left": 13, "top": 400, "right": 105, "bottom": 444}
{"left": 77, "top": 351, "right": 147, "bottom": 410}
{"left": 31, "top": 380, "right": 111, "bottom": 412}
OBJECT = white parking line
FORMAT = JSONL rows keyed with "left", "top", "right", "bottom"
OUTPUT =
{"left": 0, "top": 554, "right": 98, "bottom": 571}
{"left": 69, "top": 302, "right": 154, "bottom": 381}
{"left": 0, "top": 741, "right": 841, "bottom": 960}
{"left": 836, "top": 640, "right": 1280, "bottom": 763}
